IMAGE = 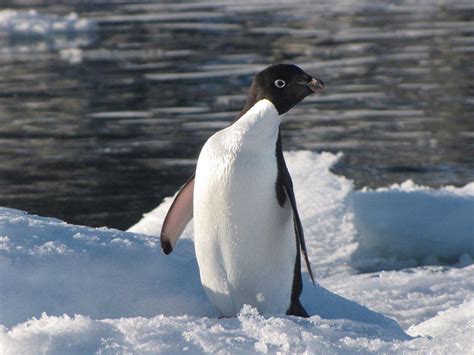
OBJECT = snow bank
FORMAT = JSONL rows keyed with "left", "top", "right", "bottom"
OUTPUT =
{"left": 0, "top": 309, "right": 402, "bottom": 354}
{"left": 1, "top": 300, "right": 472, "bottom": 354}
{"left": 0, "top": 309, "right": 409, "bottom": 355}
{"left": 0, "top": 206, "right": 412, "bottom": 353}
{"left": 323, "top": 264, "right": 474, "bottom": 329}
{"left": 1, "top": 150, "right": 473, "bottom": 353}
{"left": 0, "top": 207, "right": 405, "bottom": 331}
{"left": 407, "top": 299, "right": 474, "bottom": 354}
{"left": 0, "top": 10, "right": 94, "bottom": 36}
{"left": 409, "top": 298, "right": 474, "bottom": 338}
{"left": 0, "top": 208, "right": 213, "bottom": 328}
{"left": 352, "top": 180, "right": 474, "bottom": 271}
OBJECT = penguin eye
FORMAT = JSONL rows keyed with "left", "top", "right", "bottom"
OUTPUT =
{"left": 274, "top": 79, "right": 286, "bottom": 88}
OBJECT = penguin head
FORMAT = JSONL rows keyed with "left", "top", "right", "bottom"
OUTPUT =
{"left": 242, "top": 64, "right": 324, "bottom": 116}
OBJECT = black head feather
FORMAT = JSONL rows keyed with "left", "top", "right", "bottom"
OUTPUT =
{"left": 238, "top": 64, "right": 324, "bottom": 118}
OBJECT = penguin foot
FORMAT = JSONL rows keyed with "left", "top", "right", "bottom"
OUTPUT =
{"left": 286, "top": 300, "right": 310, "bottom": 318}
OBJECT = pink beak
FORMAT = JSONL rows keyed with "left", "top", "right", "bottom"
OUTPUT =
{"left": 308, "top": 78, "right": 325, "bottom": 93}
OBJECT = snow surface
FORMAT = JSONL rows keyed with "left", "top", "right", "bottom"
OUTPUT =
{"left": 1, "top": 151, "right": 473, "bottom": 354}
{"left": 352, "top": 180, "right": 474, "bottom": 272}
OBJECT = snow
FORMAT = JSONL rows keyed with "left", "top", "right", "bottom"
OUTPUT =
{"left": 352, "top": 180, "right": 474, "bottom": 272}
{"left": 1, "top": 151, "right": 473, "bottom": 354}
{"left": 406, "top": 299, "right": 474, "bottom": 354}
{"left": 408, "top": 299, "right": 474, "bottom": 338}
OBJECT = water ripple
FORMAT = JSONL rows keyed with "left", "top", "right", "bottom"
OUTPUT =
{"left": 0, "top": 0, "right": 472, "bottom": 228}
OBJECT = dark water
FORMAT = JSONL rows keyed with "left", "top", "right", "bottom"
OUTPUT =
{"left": 1, "top": 0, "right": 473, "bottom": 230}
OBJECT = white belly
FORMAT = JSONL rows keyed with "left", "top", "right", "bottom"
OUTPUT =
{"left": 193, "top": 134, "right": 296, "bottom": 316}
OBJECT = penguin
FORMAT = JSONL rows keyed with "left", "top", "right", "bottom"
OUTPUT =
{"left": 160, "top": 64, "right": 324, "bottom": 317}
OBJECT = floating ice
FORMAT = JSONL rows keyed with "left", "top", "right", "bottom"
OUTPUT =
{"left": 0, "top": 10, "right": 95, "bottom": 36}
{"left": 1, "top": 151, "right": 473, "bottom": 353}
{"left": 351, "top": 180, "right": 474, "bottom": 271}
{"left": 0, "top": 9, "right": 96, "bottom": 59}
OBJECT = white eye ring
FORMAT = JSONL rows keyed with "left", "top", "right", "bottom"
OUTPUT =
{"left": 274, "top": 79, "right": 286, "bottom": 88}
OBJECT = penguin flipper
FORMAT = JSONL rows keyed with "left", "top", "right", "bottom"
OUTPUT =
{"left": 282, "top": 175, "right": 316, "bottom": 285}
{"left": 276, "top": 132, "right": 315, "bottom": 285}
{"left": 160, "top": 173, "right": 195, "bottom": 254}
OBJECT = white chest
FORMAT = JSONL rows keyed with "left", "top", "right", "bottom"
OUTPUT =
{"left": 193, "top": 100, "right": 296, "bottom": 316}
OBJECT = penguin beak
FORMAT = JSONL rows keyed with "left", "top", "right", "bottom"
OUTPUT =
{"left": 307, "top": 77, "right": 325, "bottom": 93}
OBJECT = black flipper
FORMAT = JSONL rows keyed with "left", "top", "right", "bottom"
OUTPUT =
{"left": 275, "top": 132, "right": 314, "bottom": 317}
{"left": 275, "top": 130, "right": 315, "bottom": 317}
{"left": 276, "top": 131, "right": 316, "bottom": 285}
{"left": 286, "top": 241, "right": 309, "bottom": 317}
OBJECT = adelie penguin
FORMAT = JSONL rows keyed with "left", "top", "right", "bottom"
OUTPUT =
{"left": 160, "top": 64, "right": 325, "bottom": 317}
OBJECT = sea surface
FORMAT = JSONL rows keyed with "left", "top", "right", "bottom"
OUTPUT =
{"left": 0, "top": 0, "right": 473, "bottom": 229}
